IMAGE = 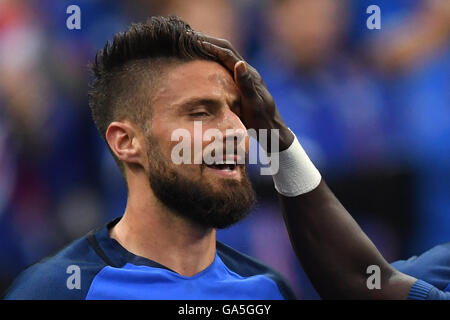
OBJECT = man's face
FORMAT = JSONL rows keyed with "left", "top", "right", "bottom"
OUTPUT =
{"left": 143, "top": 60, "right": 256, "bottom": 229}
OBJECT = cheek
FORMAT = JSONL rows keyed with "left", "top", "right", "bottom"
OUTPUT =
{"left": 166, "top": 133, "right": 204, "bottom": 174}
{"left": 149, "top": 114, "right": 204, "bottom": 172}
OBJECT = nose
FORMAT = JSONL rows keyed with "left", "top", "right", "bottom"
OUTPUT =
{"left": 220, "top": 107, "right": 247, "bottom": 132}
{"left": 221, "top": 109, "right": 249, "bottom": 155}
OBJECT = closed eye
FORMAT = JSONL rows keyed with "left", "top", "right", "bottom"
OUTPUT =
{"left": 190, "top": 112, "right": 210, "bottom": 118}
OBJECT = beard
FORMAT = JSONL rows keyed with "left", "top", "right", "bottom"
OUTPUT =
{"left": 146, "top": 136, "right": 256, "bottom": 229}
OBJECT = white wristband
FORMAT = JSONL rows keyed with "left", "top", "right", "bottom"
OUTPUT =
{"left": 270, "top": 132, "right": 321, "bottom": 197}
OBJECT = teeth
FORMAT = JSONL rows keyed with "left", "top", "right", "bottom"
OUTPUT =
{"left": 207, "top": 163, "right": 236, "bottom": 171}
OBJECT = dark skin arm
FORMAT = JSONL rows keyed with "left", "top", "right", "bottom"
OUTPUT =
{"left": 199, "top": 33, "right": 417, "bottom": 299}
{"left": 279, "top": 181, "right": 416, "bottom": 299}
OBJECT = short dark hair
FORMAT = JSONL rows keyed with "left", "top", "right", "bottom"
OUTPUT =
{"left": 88, "top": 16, "right": 216, "bottom": 175}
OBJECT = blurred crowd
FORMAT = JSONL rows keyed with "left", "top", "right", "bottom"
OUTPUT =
{"left": 0, "top": 0, "right": 449, "bottom": 299}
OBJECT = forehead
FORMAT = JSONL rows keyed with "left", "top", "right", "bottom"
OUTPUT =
{"left": 151, "top": 60, "right": 239, "bottom": 112}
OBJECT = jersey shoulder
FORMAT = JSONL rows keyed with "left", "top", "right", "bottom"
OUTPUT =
{"left": 3, "top": 233, "right": 107, "bottom": 300}
{"left": 216, "top": 241, "right": 297, "bottom": 300}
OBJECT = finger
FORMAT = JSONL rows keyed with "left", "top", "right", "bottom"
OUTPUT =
{"left": 195, "top": 32, "right": 244, "bottom": 60}
{"left": 201, "top": 41, "right": 241, "bottom": 73}
{"left": 234, "top": 61, "right": 257, "bottom": 97}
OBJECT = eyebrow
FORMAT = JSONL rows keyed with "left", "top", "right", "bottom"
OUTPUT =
{"left": 176, "top": 97, "right": 221, "bottom": 111}
{"left": 175, "top": 96, "right": 241, "bottom": 112}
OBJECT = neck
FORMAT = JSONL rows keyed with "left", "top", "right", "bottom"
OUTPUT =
{"left": 109, "top": 171, "right": 216, "bottom": 277}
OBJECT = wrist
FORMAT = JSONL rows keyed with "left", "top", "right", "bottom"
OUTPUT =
{"left": 270, "top": 131, "right": 321, "bottom": 197}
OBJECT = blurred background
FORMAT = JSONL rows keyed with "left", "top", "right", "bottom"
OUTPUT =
{"left": 0, "top": 0, "right": 449, "bottom": 299}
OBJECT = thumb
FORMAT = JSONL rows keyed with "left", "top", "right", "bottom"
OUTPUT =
{"left": 234, "top": 61, "right": 255, "bottom": 95}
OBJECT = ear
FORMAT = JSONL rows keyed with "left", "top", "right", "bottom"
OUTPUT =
{"left": 105, "top": 121, "right": 147, "bottom": 169}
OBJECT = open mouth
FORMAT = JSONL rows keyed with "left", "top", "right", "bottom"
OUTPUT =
{"left": 203, "top": 154, "right": 243, "bottom": 177}
{"left": 205, "top": 163, "right": 237, "bottom": 171}
{"left": 204, "top": 157, "right": 241, "bottom": 177}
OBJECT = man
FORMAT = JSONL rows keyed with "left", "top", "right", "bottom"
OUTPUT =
{"left": 4, "top": 16, "right": 449, "bottom": 300}
{"left": 3, "top": 16, "right": 295, "bottom": 300}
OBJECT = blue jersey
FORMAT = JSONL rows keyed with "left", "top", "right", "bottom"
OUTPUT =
{"left": 3, "top": 218, "right": 296, "bottom": 300}
{"left": 393, "top": 242, "right": 450, "bottom": 300}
